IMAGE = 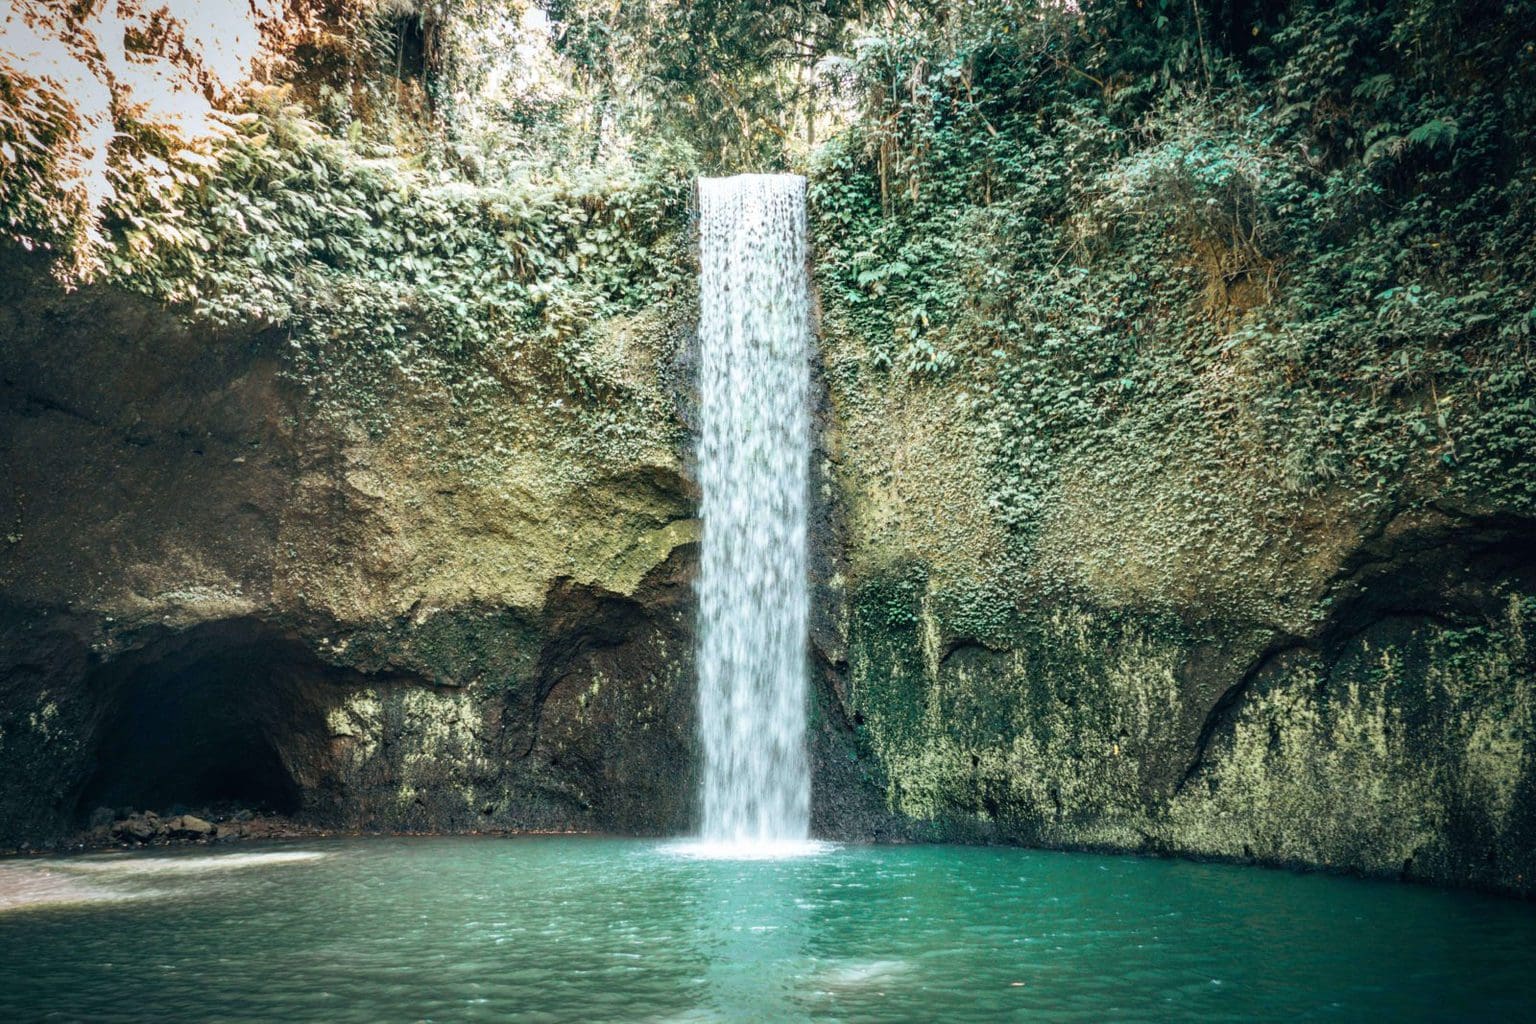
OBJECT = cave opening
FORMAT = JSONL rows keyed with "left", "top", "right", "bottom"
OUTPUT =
{"left": 75, "top": 620, "right": 340, "bottom": 822}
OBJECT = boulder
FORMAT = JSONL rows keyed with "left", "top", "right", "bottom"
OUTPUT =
{"left": 166, "top": 814, "right": 214, "bottom": 839}
{"left": 112, "top": 815, "right": 156, "bottom": 843}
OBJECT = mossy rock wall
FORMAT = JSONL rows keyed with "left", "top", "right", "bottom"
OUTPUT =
{"left": 817, "top": 308, "right": 1536, "bottom": 895}
{"left": 0, "top": 254, "right": 700, "bottom": 846}
{"left": 3, "top": 220, "right": 1533, "bottom": 896}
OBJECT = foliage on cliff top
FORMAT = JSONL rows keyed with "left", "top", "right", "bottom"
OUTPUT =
{"left": 2, "top": 0, "right": 704, "bottom": 449}
{"left": 0, "top": 0, "right": 366, "bottom": 271}
{"left": 6, "top": 0, "right": 1535, "bottom": 535}
{"left": 121, "top": 90, "right": 692, "bottom": 368}
{"left": 811, "top": 0, "right": 1536, "bottom": 616}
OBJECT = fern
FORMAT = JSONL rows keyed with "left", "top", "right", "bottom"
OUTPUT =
{"left": 1407, "top": 117, "right": 1457, "bottom": 150}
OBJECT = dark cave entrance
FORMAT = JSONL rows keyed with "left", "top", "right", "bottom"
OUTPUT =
{"left": 75, "top": 620, "right": 340, "bottom": 821}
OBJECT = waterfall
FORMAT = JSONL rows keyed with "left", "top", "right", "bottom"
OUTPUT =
{"left": 694, "top": 174, "right": 812, "bottom": 848}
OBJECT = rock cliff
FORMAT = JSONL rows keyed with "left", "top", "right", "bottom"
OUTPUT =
{"left": 0, "top": 253, "right": 700, "bottom": 844}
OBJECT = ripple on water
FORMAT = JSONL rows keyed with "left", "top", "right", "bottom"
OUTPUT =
{"left": 0, "top": 849, "right": 328, "bottom": 913}
{"left": 808, "top": 958, "right": 914, "bottom": 991}
{"left": 0, "top": 864, "right": 152, "bottom": 913}
{"left": 1, "top": 837, "right": 1533, "bottom": 1023}
{"left": 55, "top": 850, "right": 328, "bottom": 875}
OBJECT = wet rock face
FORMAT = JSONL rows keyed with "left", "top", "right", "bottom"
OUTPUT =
{"left": 0, "top": 586, "right": 700, "bottom": 853}
{"left": 815, "top": 370, "right": 1536, "bottom": 893}
{"left": 0, "top": 255, "right": 701, "bottom": 848}
{"left": 5, "top": 245, "right": 1531, "bottom": 897}
{"left": 799, "top": 242, "right": 1536, "bottom": 894}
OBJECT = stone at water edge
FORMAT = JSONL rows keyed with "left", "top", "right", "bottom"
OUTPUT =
{"left": 112, "top": 815, "right": 157, "bottom": 843}
{"left": 167, "top": 815, "right": 215, "bottom": 839}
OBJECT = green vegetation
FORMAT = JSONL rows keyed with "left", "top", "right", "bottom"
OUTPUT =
{"left": 4, "top": 0, "right": 700, "bottom": 438}
{"left": 807, "top": 0, "right": 1535, "bottom": 887}
{"left": 12, "top": 0, "right": 1506, "bottom": 618}
{"left": 4, "top": 0, "right": 1535, "bottom": 889}
{"left": 811, "top": 0, "right": 1536, "bottom": 586}
{"left": 120, "top": 95, "right": 695, "bottom": 436}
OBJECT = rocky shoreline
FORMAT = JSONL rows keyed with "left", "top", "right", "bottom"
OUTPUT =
{"left": 1, "top": 807, "right": 607, "bottom": 858}
{"left": 0, "top": 809, "right": 327, "bottom": 856}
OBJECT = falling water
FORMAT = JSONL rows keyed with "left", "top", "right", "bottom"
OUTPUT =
{"left": 695, "top": 174, "right": 812, "bottom": 848}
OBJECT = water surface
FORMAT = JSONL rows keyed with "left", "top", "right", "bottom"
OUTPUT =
{"left": 1, "top": 837, "right": 1532, "bottom": 1022}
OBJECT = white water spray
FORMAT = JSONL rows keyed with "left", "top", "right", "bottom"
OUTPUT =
{"left": 694, "top": 174, "right": 812, "bottom": 849}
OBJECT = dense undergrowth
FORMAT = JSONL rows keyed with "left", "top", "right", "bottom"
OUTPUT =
{"left": 4, "top": 1, "right": 1534, "bottom": 524}
{"left": 810, "top": 0, "right": 1536, "bottom": 608}
{"left": 3, "top": 0, "right": 702, "bottom": 455}
{"left": 118, "top": 93, "right": 696, "bottom": 448}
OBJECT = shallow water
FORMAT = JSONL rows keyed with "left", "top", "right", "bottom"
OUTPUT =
{"left": 1, "top": 837, "right": 1532, "bottom": 1022}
